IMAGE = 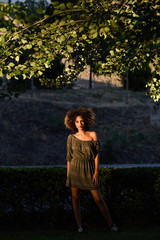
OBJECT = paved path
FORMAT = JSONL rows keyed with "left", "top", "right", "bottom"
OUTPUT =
{"left": 1, "top": 163, "right": 160, "bottom": 168}
{"left": 100, "top": 163, "right": 160, "bottom": 168}
{"left": 55, "top": 163, "right": 160, "bottom": 168}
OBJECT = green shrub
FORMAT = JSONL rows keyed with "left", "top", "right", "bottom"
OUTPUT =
{"left": 99, "top": 167, "right": 160, "bottom": 225}
{"left": 0, "top": 167, "right": 71, "bottom": 229}
{"left": 0, "top": 167, "right": 160, "bottom": 229}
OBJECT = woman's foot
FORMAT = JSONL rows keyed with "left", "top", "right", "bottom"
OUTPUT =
{"left": 77, "top": 226, "right": 83, "bottom": 233}
{"left": 110, "top": 224, "right": 119, "bottom": 232}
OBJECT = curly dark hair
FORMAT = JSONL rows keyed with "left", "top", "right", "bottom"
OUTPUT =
{"left": 64, "top": 107, "right": 95, "bottom": 132}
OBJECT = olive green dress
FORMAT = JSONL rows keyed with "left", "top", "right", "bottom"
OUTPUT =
{"left": 66, "top": 134, "right": 100, "bottom": 190}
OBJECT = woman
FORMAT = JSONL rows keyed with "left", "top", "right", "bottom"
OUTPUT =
{"left": 64, "top": 107, "right": 118, "bottom": 233}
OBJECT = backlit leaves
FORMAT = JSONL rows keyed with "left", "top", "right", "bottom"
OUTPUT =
{"left": 0, "top": 0, "right": 160, "bottom": 100}
{"left": 0, "top": 28, "right": 7, "bottom": 33}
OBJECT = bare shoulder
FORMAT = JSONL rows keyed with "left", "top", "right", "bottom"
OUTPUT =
{"left": 89, "top": 131, "right": 98, "bottom": 141}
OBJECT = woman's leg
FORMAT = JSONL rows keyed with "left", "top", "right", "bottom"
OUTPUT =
{"left": 90, "top": 189, "right": 113, "bottom": 227}
{"left": 71, "top": 187, "right": 82, "bottom": 227}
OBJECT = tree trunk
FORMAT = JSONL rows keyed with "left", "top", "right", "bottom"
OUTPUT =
{"left": 89, "top": 65, "right": 92, "bottom": 89}
{"left": 126, "top": 70, "right": 129, "bottom": 104}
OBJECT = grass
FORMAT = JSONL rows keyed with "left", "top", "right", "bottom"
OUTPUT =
{"left": 0, "top": 226, "right": 160, "bottom": 240}
{"left": 22, "top": 85, "right": 150, "bottom": 107}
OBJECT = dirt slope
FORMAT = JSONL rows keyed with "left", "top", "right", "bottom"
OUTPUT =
{"left": 0, "top": 83, "right": 159, "bottom": 166}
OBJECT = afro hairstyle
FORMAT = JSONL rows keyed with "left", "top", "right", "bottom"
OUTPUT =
{"left": 64, "top": 107, "right": 95, "bottom": 132}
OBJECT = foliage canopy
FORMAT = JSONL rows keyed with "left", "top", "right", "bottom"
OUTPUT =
{"left": 0, "top": 0, "right": 160, "bottom": 100}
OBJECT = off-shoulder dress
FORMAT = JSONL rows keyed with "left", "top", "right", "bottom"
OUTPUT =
{"left": 66, "top": 134, "right": 100, "bottom": 190}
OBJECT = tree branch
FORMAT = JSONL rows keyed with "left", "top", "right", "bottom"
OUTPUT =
{"left": 3, "top": 8, "right": 88, "bottom": 47}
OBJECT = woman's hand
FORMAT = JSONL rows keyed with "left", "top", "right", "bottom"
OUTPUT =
{"left": 92, "top": 172, "right": 99, "bottom": 186}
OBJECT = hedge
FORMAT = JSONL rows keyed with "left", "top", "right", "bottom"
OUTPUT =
{"left": 0, "top": 167, "right": 160, "bottom": 229}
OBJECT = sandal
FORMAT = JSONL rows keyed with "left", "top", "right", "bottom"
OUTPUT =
{"left": 110, "top": 224, "right": 119, "bottom": 232}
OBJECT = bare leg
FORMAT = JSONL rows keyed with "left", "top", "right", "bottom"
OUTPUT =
{"left": 71, "top": 187, "right": 82, "bottom": 227}
{"left": 90, "top": 189, "right": 113, "bottom": 227}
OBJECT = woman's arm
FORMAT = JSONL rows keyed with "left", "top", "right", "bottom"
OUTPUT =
{"left": 92, "top": 153, "right": 99, "bottom": 186}
{"left": 90, "top": 131, "right": 99, "bottom": 186}
{"left": 67, "top": 161, "right": 71, "bottom": 177}
{"left": 66, "top": 135, "right": 72, "bottom": 177}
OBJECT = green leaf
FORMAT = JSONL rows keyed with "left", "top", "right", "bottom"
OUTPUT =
{"left": 0, "top": 69, "right": 3, "bottom": 77}
{"left": 22, "top": 73, "right": 27, "bottom": 79}
{"left": 82, "top": 34, "right": 87, "bottom": 40}
{"left": 0, "top": 28, "right": 7, "bottom": 33}
{"left": 29, "top": 71, "right": 34, "bottom": 78}
{"left": 66, "top": 2, "right": 73, "bottom": 8}
{"left": 6, "top": 52, "right": 11, "bottom": 57}
{"left": 31, "top": 62, "right": 36, "bottom": 67}
{"left": 67, "top": 45, "right": 74, "bottom": 53}
{"left": 15, "top": 56, "right": 19, "bottom": 62}
{"left": 72, "top": 32, "right": 77, "bottom": 38}
{"left": 36, "top": 8, "right": 44, "bottom": 15}
{"left": 13, "top": 19, "right": 21, "bottom": 26}
{"left": 9, "top": 62, "right": 15, "bottom": 67}
{"left": 52, "top": 1, "right": 59, "bottom": 7}
{"left": 26, "top": 44, "right": 32, "bottom": 49}
{"left": 79, "top": 27, "right": 84, "bottom": 33}
{"left": 104, "top": 27, "right": 110, "bottom": 32}
{"left": 89, "top": 29, "right": 98, "bottom": 39}
{"left": 37, "top": 41, "right": 42, "bottom": 47}
{"left": 38, "top": 70, "right": 43, "bottom": 76}
{"left": 21, "top": 39, "right": 28, "bottom": 44}
{"left": 110, "top": 50, "right": 114, "bottom": 56}
{"left": 0, "top": 36, "right": 5, "bottom": 45}
{"left": 57, "top": 35, "right": 65, "bottom": 43}
{"left": 6, "top": 74, "right": 11, "bottom": 80}
{"left": 13, "top": 34, "right": 20, "bottom": 40}
{"left": 45, "top": 63, "right": 49, "bottom": 68}
{"left": 59, "top": 3, "right": 66, "bottom": 11}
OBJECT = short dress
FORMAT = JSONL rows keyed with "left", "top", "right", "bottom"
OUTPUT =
{"left": 66, "top": 134, "right": 100, "bottom": 190}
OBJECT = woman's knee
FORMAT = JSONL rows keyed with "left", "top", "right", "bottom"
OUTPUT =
{"left": 71, "top": 189, "right": 80, "bottom": 203}
{"left": 72, "top": 194, "right": 80, "bottom": 203}
{"left": 91, "top": 190, "right": 104, "bottom": 205}
{"left": 94, "top": 196, "right": 104, "bottom": 205}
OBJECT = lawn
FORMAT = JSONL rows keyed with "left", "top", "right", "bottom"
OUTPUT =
{"left": 1, "top": 226, "right": 160, "bottom": 240}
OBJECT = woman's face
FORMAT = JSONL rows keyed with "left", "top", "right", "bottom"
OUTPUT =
{"left": 75, "top": 116, "right": 85, "bottom": 131}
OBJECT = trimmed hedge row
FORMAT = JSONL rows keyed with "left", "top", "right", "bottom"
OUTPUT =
{"left": 0, "top": 167, "right": 160, "bottom": 229}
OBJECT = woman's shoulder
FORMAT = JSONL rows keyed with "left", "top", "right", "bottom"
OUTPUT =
{"left": 67, "top": 134, "right": 73, "bottom": 141}
{"left": 89, "top": 131, "right": 98, "bottom": 141}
